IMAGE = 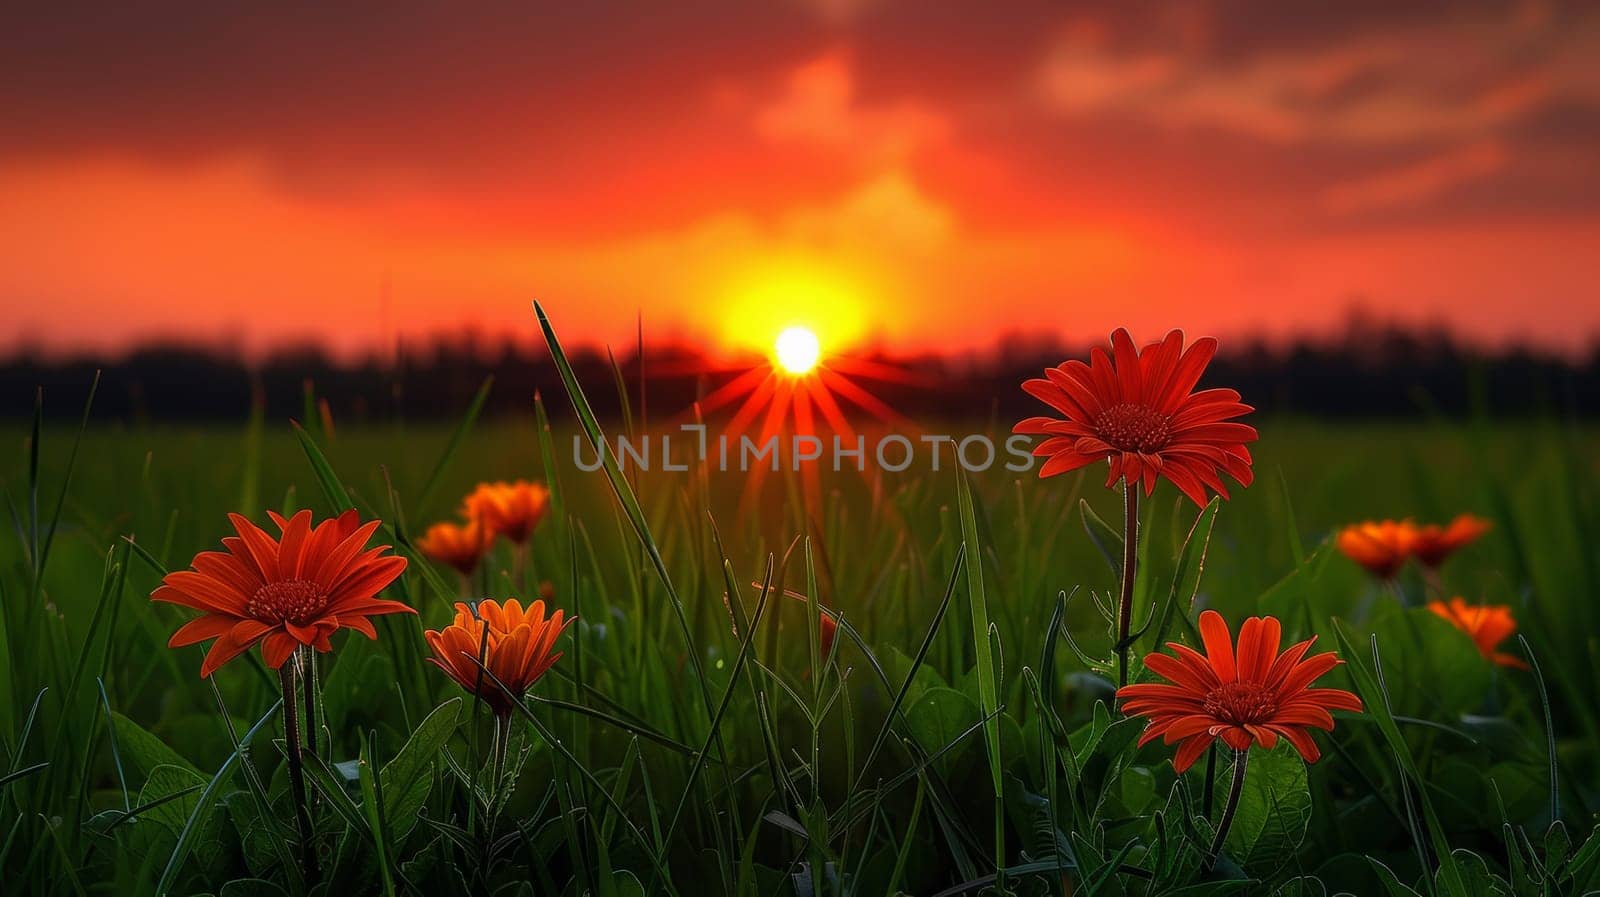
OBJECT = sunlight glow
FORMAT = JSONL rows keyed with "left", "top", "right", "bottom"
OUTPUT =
{"left": 715, "top": 254, "right": 872, "bottom": 357}
{"left": 774, "top": 326, "right": 822, "bottom": 374}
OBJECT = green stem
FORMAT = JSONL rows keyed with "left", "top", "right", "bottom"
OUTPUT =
{"left": 489, "top": 712, "right": 510, "bottom": 818}
{"left": 1202, "top": 743, "right": 1217, "bottom": 818}
{"left": 300, "top": 648, "right": 318, "bottom": 759}
{"left": 1117, "top": 480, "right": 1140, "bottom": 687}
{"left": 279, "top": 664, "right": 319, "bottom": 881}
{"left": 1206, "top": 749, "right": 1249, "bottom": 872}
{"left": 1420, "top": 566, "right": 1443, "bottom": 602}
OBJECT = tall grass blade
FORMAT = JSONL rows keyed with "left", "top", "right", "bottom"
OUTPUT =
{"left": 155, "top": 699, "right": 280, "bottom": 896}
{"left": 956, "top": 472, "right": 1005, "bottom": 875}
{"left": 1333, "top": 623, "right": 1466, "bottom": 896}
{"left": 415, "top": 375, "right": 494, "bottom": 514}
{"left": 533, "top": 301, "right": 716, "bottom": 715}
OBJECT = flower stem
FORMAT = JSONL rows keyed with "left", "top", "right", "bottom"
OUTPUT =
{"left": 512, "top": 542, "right": 527, "bottom": 592}
{"left": 299, "top": 648, "right": 318, "bottom": 759}
{"left": 279, "top": 664, "right": 319, "bottom": 881}
{"left": 1202, "top": 743, "right": 1217, "bottom": 818}
{"left": 1421, "top": 566, "right": 1443, "bottom": 602}
{"left": 1117, "top": 479, "right": 1140, "bottom": 687}
{"left": 489, "top": 712, "right": 510, "bottom": 817}
{"left": 1206, "top": 749, "right": 1249, "bottom": 872}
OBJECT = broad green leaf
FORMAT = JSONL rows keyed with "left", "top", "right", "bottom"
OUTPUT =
{"left": 1216, "top": 744, "right": 1312, "bottom": 876}
{"left": 1441, "top": 848, "right": 1512, "bottom": 896}
{"left": 219, "top": 879, "right": 288, "bottom": 897}
{"left": 907, "top": 687, "right": 980, "bottom": 773}
{"left": 111, "top": 712, "right": 202, "bottom": 779}
{"left": 1335, "top": 622, "right": 1468, "bottom": 897}
{"left": 380, "top": 697, "right": 461, "bottom": 838}
{"left": 1366, "top": 607, "right": 1490, "bottom": 717}
{"left": 1368, "top": 857, "right": 1424, "bottom": 896}
{"left": 137, "top": 764, "right": 209, "bottom": 836}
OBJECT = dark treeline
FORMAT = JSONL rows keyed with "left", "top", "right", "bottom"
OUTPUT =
{"left": 3, "top": 318, "right": 1597, "bottom": 425}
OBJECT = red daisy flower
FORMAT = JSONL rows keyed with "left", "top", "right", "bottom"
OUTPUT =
{"left": 1117, "top": 610, "right": 1363, "bottom": 771}
{"left": 155, "top": 510, "right": 411, "bottom": 676}
{"left": 1015, "top": 328, "right": 1257, "bottom": 505}
{"left": 1335, "top": 520, "right": 1415, "bottom": 579}
{"left": 1409, "top": 514, "right": 1491, "bottom": 568}
{"left": 1427, "top": 597, "right": 1527, "bottom": 669}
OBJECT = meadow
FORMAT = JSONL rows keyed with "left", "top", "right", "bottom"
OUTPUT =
{"left": 3, "top": 344, "right": 1599, "bottom": 895}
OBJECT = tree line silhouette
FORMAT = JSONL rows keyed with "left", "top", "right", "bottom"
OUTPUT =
{"left": 3, "top": 317, "right": 1595, "bottom": 424}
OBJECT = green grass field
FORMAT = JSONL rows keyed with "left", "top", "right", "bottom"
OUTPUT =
{"left": 4, "top": 366, "right": 1600, "bottom": 894}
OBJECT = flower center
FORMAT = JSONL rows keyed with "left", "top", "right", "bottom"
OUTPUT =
{"left": 1203, "top": 681, "right": 1277, "bottom": 726}
{"left": 1095, "top": 402, "right": 1171, "bottom": 453}
{"left": 246, "top": 579, "right": 327, "bottom": 625}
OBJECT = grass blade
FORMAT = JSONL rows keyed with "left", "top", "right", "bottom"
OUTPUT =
{"left": 956, "top": 471, "right": 1005, "bottom": 875}
{"left": 533, "top": 301, "right": 717, "bottom": 718}
{"left": 415, "top": 375, "right": 494, "bottom": 515}
{"left": 155, "top": 699, "right": 280, "bottom": 896}
{"left": 1333, "top": 622, "right": 1466, "bottom": 896}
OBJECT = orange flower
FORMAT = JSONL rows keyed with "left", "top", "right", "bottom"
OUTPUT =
{"left": 1335, "top": 520, "right": 1415, "bottom": 579}
{"left": 424, "top": 598, "right": 573, "bottom": 715}
{"left": 1427, "top": 598, "right": 1528, "bottom": 669}
{"left": 418, "top": 520, "right": 491, "bottom": 575}
{"left": 1409, "top": 514, "right": 1491, "bottom": 567}
{"left": 463, "top": 480, "right": 551, "bottom": 544}
{"left": 155, "top": 510, "right": 411, "bottom": 677}
{"left": 1015, "top": 329, "right": 1257, "bottom": 506}
{"left": 1117, "top": 610, "right": 1362, "bottom": 771}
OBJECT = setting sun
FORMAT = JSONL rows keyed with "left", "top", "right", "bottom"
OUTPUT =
{"left": 774, "top": 326, "right": 821, "bottom": 374}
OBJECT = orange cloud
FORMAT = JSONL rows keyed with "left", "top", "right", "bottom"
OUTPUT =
{"left": 3, "top": 3, "right": 1600, "bottom": 360}
{"left": 1035, "top": 10, "right": 1577, "bottom": 147}
{"left": 1322, "top": 143, "right": 1510, "bottom": 215}
{"left": 755, "top": 52, "right": 949, "bottom": 163}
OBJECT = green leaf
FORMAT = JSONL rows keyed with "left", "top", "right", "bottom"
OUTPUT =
{"left": 1217, "top": 744, "right": 1311, "bottom": 876}
{"left": 1335, "top": 622, "right": 1468, "bottom": 897}
{"left": 137, "top": 764, "right": 210, "bottom": 836}
{"left": 955, "top": 471, "right": 1005, "bottom": 866}
{"left": 1442, "top": 848, "right": 1512, "bottom": 896}
{"left": 1079, "top": 498, "right": 1123, "bottom": 577}
{"left": 532, "top": 300, "right": 714, "bottom": 722}
{"left": 219, "top": 879, "right": 288, "bottom": 897}
{"left": 225, "top": 792, "right": 278, "bottom": 878}
{"left": 1366, "top": 607, "right": 1490, "bottom": 717}
{"left": 857, "top": 547, "right": 963, "bottom": 780}
{"left": 414, "top": 375, "right": 494, "bottom": 515}
{"left": 907, "top": 687, "right": 980, "bottom": 772}
{"left": 111, "top": 712, "right": 202, "bottom": 779}
{"left": 379, "top": 697, "right": 461, "bottom": 839}
{"left": 291, "top": 421, "right": 355, "bottom": 513}
{"left": 1272, "top": 876, "right": 1327, "bottom": 897}
{"left": 1368, "top": 857, "right": 1424, "bottom": 896}
{"left": 155, "top": 700, "right": 280, "bottom": 897}
{"left": 360, "top": 733, "right": 398, "bottom": 897}
{"left": 1147, "top": 497, "right": 1219, "bottom": 649}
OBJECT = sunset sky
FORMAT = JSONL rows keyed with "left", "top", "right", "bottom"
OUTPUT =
{"left": 3, "top": 2, "right": 1598, "bottom": 359}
